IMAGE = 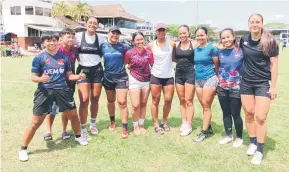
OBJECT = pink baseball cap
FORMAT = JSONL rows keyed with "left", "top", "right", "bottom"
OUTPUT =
{"left": 155, "top": 22, "right": 167, "bottom": 30}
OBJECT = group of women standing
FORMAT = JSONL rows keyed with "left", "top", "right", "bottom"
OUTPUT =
{"left": 20, "top": 13, "right": 279, "bottom": 165}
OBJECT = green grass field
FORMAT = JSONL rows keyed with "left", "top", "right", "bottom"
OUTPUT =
{"left": 1, "top": 49, "right": 289, "bottom": 172}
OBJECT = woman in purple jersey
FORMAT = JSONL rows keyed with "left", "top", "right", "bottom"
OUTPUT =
{"left": 19, "top": 32, "right": 88, "bottom": 162}
{"left": 125, "top": 32, "right": 154, "bottom": 135}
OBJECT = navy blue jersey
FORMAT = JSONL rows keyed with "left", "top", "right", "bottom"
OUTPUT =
{"left": 31, "top": 51, "right": 72, "bottom": 89}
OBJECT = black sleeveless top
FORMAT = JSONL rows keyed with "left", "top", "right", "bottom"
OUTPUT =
{"left": 175, "top": 41, "right": 194, "bottom": 74}
{"left": 78, "top": 32, "right": 101, "bottom": 55}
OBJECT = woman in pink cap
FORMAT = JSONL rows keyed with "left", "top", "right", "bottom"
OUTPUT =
{"left": 146, "top": 22, "right": 176, "bottom": 135}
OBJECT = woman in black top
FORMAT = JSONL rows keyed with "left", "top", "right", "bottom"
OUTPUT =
{"left": 175, "top": 25, "right": 197, "bottom": 136}
{"left": 240, "top": 14, "right": 279, "bottom": 165}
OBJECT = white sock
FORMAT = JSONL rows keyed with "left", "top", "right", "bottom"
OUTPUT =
{"left": 133, "top": 121, "right": 138, "bottom": 127}
{"left": 182, "top": 120, "right": 186, "bottom": 125}
{"left": 138, "top": 119, "right": 144, "bottom": 126}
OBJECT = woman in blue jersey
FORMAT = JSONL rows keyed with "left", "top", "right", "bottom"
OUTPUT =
{"left": 217, "top": 28, "right": 244, "bottom": 148}
{"left": 100, "top": 26, "right": 130, "bottom": 139}
{"left": 18, "top": 32, "right": 88, "bottom": 162}
{"left": 146, "top": 22, "right": 176, "bottom": 135}
{"left": 193, "top": 27, "right": 219, "bottom": 142}
{"left": 75, "top": 17, "right": 105, "bottom": 141}
{"left": 175, "top": 25, "right": 197, "bottom": 136}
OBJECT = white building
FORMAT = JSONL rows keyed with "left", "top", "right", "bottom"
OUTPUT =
{"left": 2, "top": 0, "right": 61, "bottom": 48}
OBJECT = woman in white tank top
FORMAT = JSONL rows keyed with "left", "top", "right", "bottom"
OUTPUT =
{"left": 146, "top": 22, "right": 176, "bottom": 135}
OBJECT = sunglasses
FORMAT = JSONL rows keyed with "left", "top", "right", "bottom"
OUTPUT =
{"left": 157, "top": 28, "right": 166, "bottom": 32}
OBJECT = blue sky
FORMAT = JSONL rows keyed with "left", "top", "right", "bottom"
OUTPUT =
{"left": 79, "top": 0, "right": 289, "bottom": 30}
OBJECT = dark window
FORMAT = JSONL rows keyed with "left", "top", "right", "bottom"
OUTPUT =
{"left": 43, "top": 8, "right": 51, "bottom": 17}
{"left": 35, "top": 7, "right": 43, "bottom": 16}
{"left": 28, "top": 27, "right": 41, "bottom": 37}
{"left": 10, "top": 6, "right": 21, "bottom": 15}
{"left": 25, "top": 6, "right": 34, "bottom": 15}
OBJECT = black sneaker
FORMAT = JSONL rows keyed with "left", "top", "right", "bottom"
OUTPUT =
{"left": 193, "top": 130, "right": 208, "bottom": 142}
{"left": 154, "top": 126, "right": 164, "bottom": 135}
{"left": 61, "top": 132, "right": 71, "bottom": 140}
{"left": 160, "top": 123, "right": 170, "bottom": 132}
{"left": 43, "top": 133, "right": 53, "bottom": 141}
{"left": 207, "top": 127, "right": 213, "bottom": 135}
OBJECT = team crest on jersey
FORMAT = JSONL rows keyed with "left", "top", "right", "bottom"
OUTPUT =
{"left": 58, "top": 58, "right": 64, "bottom": 65}
{"left": 45, "top": 58, "right": 51, "bottom": 65}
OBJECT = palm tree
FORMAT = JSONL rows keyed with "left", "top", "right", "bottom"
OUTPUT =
{"left": 52, "top": 0, "right": 70, "bottom": 18}
{"left": 71, "top": 1, "right": 90, "bottom": 23}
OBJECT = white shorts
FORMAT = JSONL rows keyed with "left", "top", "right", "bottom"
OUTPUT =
{"left": 129, "top": 74, "right": 150, "bottom": 90}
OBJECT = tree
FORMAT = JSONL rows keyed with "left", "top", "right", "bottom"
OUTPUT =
{"left": 166, "top": 24, "right": 179, "bottom": 37}
{"left": 264, "top": 22, "right": 289, "bottom": 29}
{"left": 71, "top": 1, "right": 90, "bottom": 23}
{"left": 52, "top": 0, "right": 70, "bottom": 18}
{"left": 190, "top": 24, "right": 218, "bottom": 41}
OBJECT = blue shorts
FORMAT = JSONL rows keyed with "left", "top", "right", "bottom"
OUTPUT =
{"left": 51, "top": 102, "right": 59, "bottom": 115}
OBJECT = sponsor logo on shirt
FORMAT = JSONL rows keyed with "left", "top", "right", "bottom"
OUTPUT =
{"left": 58, "top": 58, "right": 64, "bottom": 65}
{"left": 44, "top": 67, "right": 65, "bottom": 74}
{"left": 244, "top": 42, "right": 248, "bottom": 45}
{"left": 45, "top": 58, "right": 51, "bottom": 65}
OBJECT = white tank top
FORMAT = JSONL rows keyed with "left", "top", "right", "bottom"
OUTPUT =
{"left": 151, "top": 39, "right": 174, "bottom": 78}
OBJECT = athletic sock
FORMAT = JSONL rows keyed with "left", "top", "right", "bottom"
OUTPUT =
{"left": 257, "top": 142, "right": 264, "bottom": 154}
{"left": 138, "top": 119, "right": 144, "bottom": 126}
{"left": 81, "top": 124, "right": 86, "bottom": 130}
{"left": 21, "top": 146, "right": 28, "bottom": 150}
{"left": 182, "top": 120, "right": 186, "bottom": 125}
{"left": 90, "top": 118, "right": 96, "bottom": 127}
{"left": 133, "top": 121, "right": 138, "bottom": 128}
{"left": 249, "top": 137, "right": 257, "bottom": 145}
{"left": 110, "top": 115, "right": 115, "bottom": 123}
{"left": 122, "top": 123, "right": 128, "bottom": 130}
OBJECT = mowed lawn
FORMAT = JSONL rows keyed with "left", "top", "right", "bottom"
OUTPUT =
{"left": 1, "top": 50, "right": 289, "bottom": 172}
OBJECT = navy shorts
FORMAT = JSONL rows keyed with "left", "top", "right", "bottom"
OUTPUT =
{"left": 240, "top": 81, "right": 270, "bottom": 98}
{"left": 102, "top": 74, "right": 128, "bottom": 90}
{"left": 33, "top": 88, "right": 76, "bottom": 115}
{"left": 150, "top": 74, "right": 174, "bottom": 86}
{"left": 175, "top": 72, "right": 195, "bottom": 85}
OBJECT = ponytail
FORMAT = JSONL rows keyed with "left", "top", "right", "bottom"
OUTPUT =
{"left": 259, "top": 28, "right": 278, "bottom": 57}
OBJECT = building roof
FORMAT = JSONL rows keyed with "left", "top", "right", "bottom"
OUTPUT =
{"left": 55, "top": 15, "right": 85, "bottom": 30}
{"left": 64, "top": 1, "right": 144, "bottom": 22}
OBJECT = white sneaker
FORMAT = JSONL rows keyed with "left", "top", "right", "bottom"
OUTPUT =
{"left": 218, "top": 136, "right": 233, "bottom": 145}
{"left": 247, "top": 143, "right": 257, "bottom": 156}
{"left": 180, "top": 125, "right": 192, "bottom": 136}
{"left": 75, "top": 137, "right": 89, "bottom": 146}
{"left": 90, "top": 125, "right": 99, "bottom": 135}
{"left": 19, "top": 149, "right": 29, "bottom": 161}
{"left": 81, "top": 129, "right": 91, "bottom": 142}
{"left": 251, "top": 151, "right": 263, "bottom": 165}
{"left": 233, "top": 138, "right": 243, "bottom": 148}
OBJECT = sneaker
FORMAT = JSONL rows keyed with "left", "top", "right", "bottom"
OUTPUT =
{"left": 155, "top": 126, "right": 164, "bottom": 135}
{"left": 61, "top": 132, "right": 71, "bottom": 140}
{"left": 193, "top": 130, "right": 209, "bottom": 142}
{"left": 180, "top": 125, "right": 192, "bottom": 136}
{"left": 121, "top": 128, "right": 129, "bottom": 139}
{"left": 43, "top": 133, "right": 53, "bottom": 141}
{"left": 232, "top": 138, "right": 243, "bottom": 148}
{"left": 247, "top": 143, "right": 257, "bottom": 156}
{"left": 90, "top": 126, "right": 99, "bottom": 135}
{"left": 139, "top": 125, "right": 147, "bottom": 135}
{"left": 180, "top": 124, "right": 185, "bottom": 132}
{"left": 109, "top": 121, "right": 116, "bottom": 131}
{"left": 75, "top": 137, "right": 88, "bottom": 146}
{"left": 133, "top": 126, "right": 141, "bottom": 135}
{"left": 19, "top": 149, "right": 29, "bottom": 162}
{"left": 81, "top": 129, "right": 91, "bottom": 142}
{"left": 218, "top": 136, "right": 233, "bottom": 145}
{"left": 207, "top": 127, "right": 213, "bottom": 135}
{"left": 251, "top": 151, "right": 263, "bottom": 165}
{"left": 160, "top": 123, "right": 170, "bottom": 132}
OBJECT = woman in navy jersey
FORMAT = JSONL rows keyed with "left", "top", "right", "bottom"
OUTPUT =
{"left": 100, "top": 26, "right": 130, "bottom": 139}
{"left": 240, "top": 14, "right": 279, "bottom": 165}
{"left": 217, "top": 28, "right": 244, "bottom": 148}
{"left": 19, "top": 32, "right": 88, "bottom": 162}
{"left": 175, "top": 25, "right": 197, "bottom": 136}
{"left": 75, "top": 17, "right": 105, "bottom": 141}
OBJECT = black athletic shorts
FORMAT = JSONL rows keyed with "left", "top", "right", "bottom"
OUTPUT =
{"left": 175, "top": 72, "right": 195, "bottom": 85}
{"left": 76, "top": 63, "right": 103, "bottom": 84}
{"left": 150, "top": 74, "right": 174, "bottom": 86}
{"left": 102, "top": 74, "right": 128, "bottom": 90}
{"left": 217, "top": 86, "right": 240, "bottom": 99}
{"left": 66, "top": 80, "right": 76, "bottom": 93}
{"left": 33, "top": 88, "right": 76, "bottom": 115}
{"left": 240, "top": 80, "right": 270, "bottom": 98}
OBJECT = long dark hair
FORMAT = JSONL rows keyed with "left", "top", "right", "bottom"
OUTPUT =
{"left": 219, "top": 28, "right": 239, "bottom": 50}
{"left": 179, "top": 24, "right": 191, "bottom": 37}
{"left": 248, "top": 14, "right": 278, "bottom": 56}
